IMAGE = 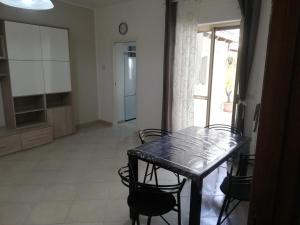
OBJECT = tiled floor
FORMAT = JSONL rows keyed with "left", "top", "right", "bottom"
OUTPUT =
{"left": 0, "top": 121, "right": 248, "bottom": 225}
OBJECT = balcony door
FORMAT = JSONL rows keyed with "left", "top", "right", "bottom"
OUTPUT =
{"left": 194, "top": 26, "right": 240, "bottom": 127}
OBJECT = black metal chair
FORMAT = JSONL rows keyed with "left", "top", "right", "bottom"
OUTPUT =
{"left": 205, "top": 124, "right": 243, "bottom": 172}
{"left": 118, "top": 164, "right": 186, "bottom": 225}
{"left": 205, "top": 124, "right": 242, "bottom": 136}
{"left": 138, "top": 129, "right": 180, "bottom": 184}
{"left": 216, "top": 154, "right": 255, "bottom": 225}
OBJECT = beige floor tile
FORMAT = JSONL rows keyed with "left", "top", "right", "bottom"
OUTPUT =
{"left": 61, "top": 159, "right": 90, "bottom": 171}
{"left": 75, "top": 182, "right": 109, "bottom": 200}
{"left": 0, "top": 203, "right": 32, "bottom": 225}
{"left": 23, "top": 171, "right": 58, "bottom": 185}
{"left": 0, "top": 186, "right": 18, "bottom": 202}
{"left": 33, "top": 159, "right": 64, "bottom": 171}
{"left": 55, "top": 171, "right": 85, "bottom": 184}
{"left": 65, "top": 200, "right": 106, "bottom": 223}
{"left": 25, "top": 201, "right": 71, "bottom": 225}
{"left": 14, "top": 185, "right": 45, "bottom": 203}
{"left": 42, "top": 184, "right": 77, "bottom": 201}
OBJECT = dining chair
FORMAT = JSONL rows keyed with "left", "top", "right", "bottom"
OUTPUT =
{"left": 118, "top": 164, "right": 186, "bottom": 225}
{"left": 205, "top": 124, "right": 243, "bottom": 136}
{"left": 216, "top": 154, "right": 255, "bottom": 225}
{"left": 205, "top": 124, "right": 243, "bottom": 173}
{"left": 138, "top": 129, "right": 180, "bottom": 184}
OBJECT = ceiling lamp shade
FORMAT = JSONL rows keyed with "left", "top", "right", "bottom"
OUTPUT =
{"left": 0, "top": 0, "right": 54, "bottom": 10}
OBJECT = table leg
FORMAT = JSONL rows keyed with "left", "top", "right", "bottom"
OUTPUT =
{"left": 189, "top": 179, "right": 203, "bottom": 225}
{"left": 128, "top": 155, "right": 138, "bottom": 219}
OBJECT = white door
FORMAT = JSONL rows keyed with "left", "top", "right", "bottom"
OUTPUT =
{"left": 9, "top": 61, "right": 45, "bottom": 97}
{"left": 5, "top": 21, "right": 42, "bottom": 60}
{"left": 43, "top": 61, "right": 71, "bottom": 94}
{"left": 40, "top": 26, "right": 70, "bottom": 61}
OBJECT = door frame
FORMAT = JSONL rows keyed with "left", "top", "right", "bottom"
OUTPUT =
{"left": 112, "top": 41, "right": 137, "bottom": 126}
{"left": 196, "top": 24, "right": 240, "bottom": 126}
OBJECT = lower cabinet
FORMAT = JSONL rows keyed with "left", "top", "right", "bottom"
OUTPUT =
{"left": 47, "top": 106, "right": 74, "bottom": 138}
{"left": 0, "top": 134, "right": 22, "bottom": 155}
{"left": 0, "top": 125, "right": 53, "bottom": 157}
{"left": 21, "top": 126, "right": 53, "bottom": 150}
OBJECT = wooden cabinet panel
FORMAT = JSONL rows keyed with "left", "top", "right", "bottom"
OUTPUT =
{"left": 40, "top": 27, "right": 69, "bottom": 61}
{"left": 21, "top": 126, "right": 53, "bottom": 150}
{"left": 43, "top": 61, "right": 71, "bottom": 94}
{"left": 5, "top": 21, "right": 42, "bottom": 60}
{"left": 47, "top": 106, "right": 73, "bottom": 138}
{"left": 9, "top": 61, "right": 45, "bottom": 97}
{"left": 0, "top": 134, "right": 21, "bottom": 156}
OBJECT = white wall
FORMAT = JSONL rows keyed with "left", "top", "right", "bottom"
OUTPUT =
{"left": 95, "top": 0, "right": 165, "bottom": 129}
{"left": 95, "top": 0, "right": 241, "bottom": 129}
{"left": 0, "top": 0, "right": 98, "bottom": 125}
{"left": 197, "top": 0, "right": 241, "bottom": 24}
{"left": 243, "top": 0, "right": 272, "bottom": 153}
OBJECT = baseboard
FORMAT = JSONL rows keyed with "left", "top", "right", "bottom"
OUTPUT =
{"left": 77, "top": 120, "right": 113, "bottom": 129}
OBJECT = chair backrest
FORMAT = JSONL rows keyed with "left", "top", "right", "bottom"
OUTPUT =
{"left": 118, "top": 165, "right": 186, "bottom": 195}
{"left": 138, "top": 129, "right": 171, "bottom": 144}
{"left": 205, "top": 124, "right": 242, "bottom": 136}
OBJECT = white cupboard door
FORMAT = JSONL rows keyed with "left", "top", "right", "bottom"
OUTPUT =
{"left": 43, "top": 61, "right": 71, "bottom": 94}
{"left": 5, "top": 21, "right": 42, "bottom": 60}
{"left": 9, "top": 61, "right": 45, "bottom": 97}
{"left": 40, "top": 27, "right": 70, "bottom": 61}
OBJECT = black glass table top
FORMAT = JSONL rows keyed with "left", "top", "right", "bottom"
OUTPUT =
{"left": 128, "top": 126, "right": 250, "bottom": 180}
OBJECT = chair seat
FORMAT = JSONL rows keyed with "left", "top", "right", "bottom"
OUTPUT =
{"left": 220, "top": 177, "right": 251, "bottom": 201}
{"left": 128, "top": 187, "right": 176, "bottom": 217}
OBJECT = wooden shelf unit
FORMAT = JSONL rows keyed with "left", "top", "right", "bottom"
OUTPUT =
{"left": 0, "top": 20, "right": 75, "bottom": 157}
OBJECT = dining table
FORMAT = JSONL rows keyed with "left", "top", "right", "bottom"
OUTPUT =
{"left": 127, "top": 126, "right": 250, "bottom": 225}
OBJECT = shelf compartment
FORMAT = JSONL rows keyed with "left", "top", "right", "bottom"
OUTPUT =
{"left": 15, "top": 111, "right": 46, "bottom": 128}
{"left": 46, "top": 92, "right": 71, "bottom": 108}
{"left": 15, "top": 108, "right": 45, "bottom": 115}
{"left": 14, "top": 95, "right": 45, "bottom": 114}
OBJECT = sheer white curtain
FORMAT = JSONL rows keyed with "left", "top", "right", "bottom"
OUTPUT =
{"left": 172, "top": 0, "right": 201, "bottom": 131}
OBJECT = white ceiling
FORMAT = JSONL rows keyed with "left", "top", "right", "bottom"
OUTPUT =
{"left": 58, "top": 0, "right": 131, "bottom": 9}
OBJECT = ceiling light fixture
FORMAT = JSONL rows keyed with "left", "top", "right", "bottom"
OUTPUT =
{"left": 0, "top": 0, "right": 54, "bottom": 10}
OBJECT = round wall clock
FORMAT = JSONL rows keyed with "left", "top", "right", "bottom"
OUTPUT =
{"left": 119, "top": 22, "right": 128, "bottom": 35}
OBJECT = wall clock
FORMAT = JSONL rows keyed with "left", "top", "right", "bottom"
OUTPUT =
{"left": 119, "top": 22, "right": 128, "bottom": 35}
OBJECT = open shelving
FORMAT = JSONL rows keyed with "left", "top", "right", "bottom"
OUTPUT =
{"left": 46, "top": 92, "right": 71, "bottom": 108}
{"left": 13, "top": 95, "right": 46, "bottom": 128}
{"left": 15, "top": 110, "right": 46, "bottom": 128}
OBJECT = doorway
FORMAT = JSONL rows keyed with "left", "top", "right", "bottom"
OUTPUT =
{"left": 113, "top": 42, "right": 137, "bottom": 124}
{"left": 194, "top": 26, "right": 240, "bottom": 127}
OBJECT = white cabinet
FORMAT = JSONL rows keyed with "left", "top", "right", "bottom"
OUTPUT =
{"left": 43, "top": 61, "right": 71, "bottom": 94}
{"left": 5, "top": 22, "right": 71, "bottom": 97}
{"left": 40, "top": 27, "right": 69, "bottom": 61}
{"left": 9, "top": 61, "right": 45, "bottom": 97}
{"left": 5, "top": 21, "right": 42, "bottom": 60}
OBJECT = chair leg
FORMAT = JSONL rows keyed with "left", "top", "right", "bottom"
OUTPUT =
{"left": 136, "top": 214, "right": 140, "bottom": 225}
{"left": 149, "top": 165, "right": 154, "bottom": 181}
{"left": 147, "top": 216, "right": 152, "bottom": 225}
{"left": 144, "top": 162, "right": 150, "bottom": 183}
{"left": 217, "top": 195, "right": 230, "bottom": 225}
{"left": 224, "top": 197, "right": 231, "bottom": 212}
{"left": 177, "top": 195, "right": 182, "bottom": 225}
{"left": 176, "top": 173, "right": 180, "bottom": 184}
{"left": 154, "top": 166, "right": 159, "bottom": 186}
{"left": 132, "top": 214, "right": 136, "bottom": 225}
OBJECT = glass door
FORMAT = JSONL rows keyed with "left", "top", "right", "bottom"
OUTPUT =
{"left": 194, "top": 26, "right": 240, "bottom": 127}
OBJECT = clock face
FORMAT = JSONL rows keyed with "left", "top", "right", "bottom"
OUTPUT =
{"left": 119, "top": 23, "right": 128, "bottom": 35}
